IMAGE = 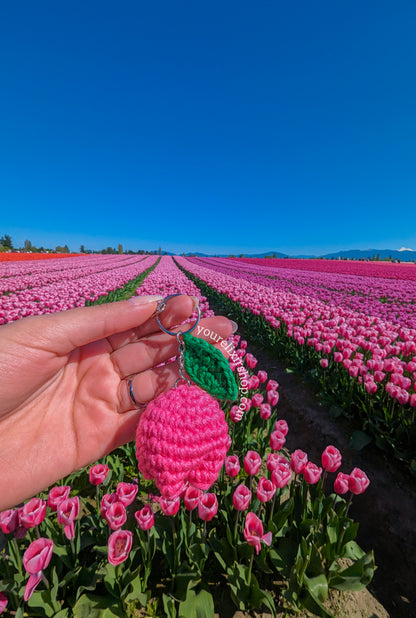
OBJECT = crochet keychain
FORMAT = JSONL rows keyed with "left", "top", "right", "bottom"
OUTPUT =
{"left": 136, "top": 294, "right": 238, "bottom": 499}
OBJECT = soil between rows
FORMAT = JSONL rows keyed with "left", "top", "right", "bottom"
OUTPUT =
{"left": 245, "top": 340, "right": 416, "bottom": 618}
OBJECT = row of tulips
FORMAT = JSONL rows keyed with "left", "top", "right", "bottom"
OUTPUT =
{"left": 0, "top": 255, "right": 158, "bottom": 323}
{"left": 175, "top": 257, "right": 416, "bottom": 467}
{"left": 234, "top": 256, "right": 416, "bottom": 282}
{"left": 192, "top": 256, "right": 416, "bottom": 329}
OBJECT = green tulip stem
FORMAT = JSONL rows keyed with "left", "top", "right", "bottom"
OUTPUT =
{"left": 248, "top": 547, "right": 254, "bottom": 587}
{"left": 234, "top": 510, "right": 240, "bottom": 544}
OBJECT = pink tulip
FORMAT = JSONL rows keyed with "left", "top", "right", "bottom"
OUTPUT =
{"left": 229, "top": 405, "right": 244, "bottom": 422}
{"left": 266, "top": 452, "right": 289, "bottom": 473}
{"left": 266, "top": 379, "right": 279, "bottom": 391}
{"left": 320, "top": 358, "right": 329, "bottom": 369}
{"left": 348, "top": 468, "right": 370, "bottom": 495}
{"left": 0, "top": 509, "right": 19, "bottom": 534}
{"left": 20, "top": 498, "right": 46, "bottom": 529}
{"left": 183, "top": 485, "right": 203, "bottom": 511}
{"left": 240, "top": 339, "right": 247, "bottom": 349}
{"left": 89, "top": 463, "right": 109, "bottom": 486}
{"left": 270, "top": 429, "right": 286, "bottom": 451}
{"left": 243, "top": 512, "right": 272, "bottom": 554}
{"left": 0, "top": 592, "right": 7, "bottom": 615}
{"left": 244, "top": 451, "right": 262, "bottom": 476}
{"left": 257, "top": 370, "right": 268, "bottom": 383}
{"left": 249, "top": 375, "right": 260, "bottom": 390}
{"left": 410, "top": 393, "right": 416, "bottom": 408}
{"left": 290, "top": 449, "right": 308, "bottom": 474}
{"left": 116, "top": 482, "right": 138, "bottom": 507}
{"left": 198, "top": 493, "right": 218, "bottom": 521}
{"left": 274, "top": 419, "right": 289, "bottom": 436}
{"left": 259, "top": 403, "right": 271, "bottom": 420}
{"left": 233, "top": 484, "right": 252, "bottom": 511}
{"left": 321, "top": 445, "right": 342, "bottom": 473}
{"left": 135, "top": 505, "right": 155, "bottom": 530}
{"left": 303, "top": 462, "right": 323, "bottom": 484}
{"left": 252, "top": 393, "right": 264, "bottom": 407}
{"left": 245, "top": 353, "right": 258, "bottom": 369}
{"left": 334, "top": 352, "right": 343, "bottom": 363}
{"left": 14, "top": 509, "right": 27, "bottom": 539}
{"left": 104, "top": 501, "right": 127, "bottom": 531}
{"left": 256, "top": 477, "right": 276, "bottom": 503}
{"left": 271, "top": 463, "right": 292, "bottom": 488}
{"left": 267, "top": 390, "right": 279, "bottom": 406}
{"left": 224, "top": 455, "right": 240, "bottom": 478}
{"left": 365, "top": 380, "right": 377, "bottom": 394}
{"left": 160, "top": 496, "right": 181, "bottom": 516}
{"left": 23, "top": 538, "right": 54, "bottom": 601}
{"left": 57, "top": 497, "right": 80, "bottom": 540}
{"left": 334, "top": 472, "right": 350, "bottom": 494}
{"left": 47, "top": 486, "right": 71, "bottom": 511}
{"left": 108, "top": 529, "right": 133, "bottom": 566}
{"left": 101, "top": 493, "right": 119, "bottom": 518}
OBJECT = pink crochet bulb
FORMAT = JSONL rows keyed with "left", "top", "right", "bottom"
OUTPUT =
{"left": 136, "top": 384, "right": 229, "bottom": 498}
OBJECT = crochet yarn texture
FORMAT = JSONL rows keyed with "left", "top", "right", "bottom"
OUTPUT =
{"left": 136, "top": 383, "right": 229, "bottom": 498}
{"left": 182, "top": 332, "right": 238, "bottom": 400}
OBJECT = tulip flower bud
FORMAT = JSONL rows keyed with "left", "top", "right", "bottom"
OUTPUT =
{"left": 135, "top": 505, "right": 155, "bottom": 530}
{"left": 334, "top": 472, "right": 350, "bottom": 495}
{"left": 198, "top": 493, "right": 218, "bottom": 522}
{"left": 116, "top": 482, "right": 138, "bottom": 507}
{"left": 275, "top": 419, "right": 289, "bottom": 436}
{"left": 244, "top": 451, "right": 262, "bottom": 476}
{"left": 290, "top": 449, "right": 308, "bottom": 474}
{"left": 256, "top": 477, "right": 276, "bottom": 503}
{"left": 321, "top": 445, "right": 342, "bottom": 473}
{"left": 233, "top": 484, "right": 252, "bottom": 511}
{"left": 183, "top": 486, "right": 203, "bottom": 511}
{"left": 89, "top": 464, "right": 109, "bottom": 486}
{"left": 160, "top": 496, "right": 181, "bottom": 516}
{"left": 303, "top": 462, "right": 323, "bottom": 485}
{"left": 224, "top": 455, "right": 240, "bottom": 478}
{"left": 348, "top": 468, "right": 370, "bottom": 495}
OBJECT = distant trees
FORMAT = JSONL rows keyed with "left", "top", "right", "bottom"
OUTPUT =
{"left": 55, "top": 245, "right": 70, "bottom": 253}
{"left": 0, "top": 234, "right": 13, "bottom": 250}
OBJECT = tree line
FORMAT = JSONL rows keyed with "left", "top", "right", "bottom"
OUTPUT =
{"left": 0, "top": 235, "right": 165, "bottom": 256}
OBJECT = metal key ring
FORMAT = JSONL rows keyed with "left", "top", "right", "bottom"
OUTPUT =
{"left": 156, "top": 293, "right": 201, "bottom": 336}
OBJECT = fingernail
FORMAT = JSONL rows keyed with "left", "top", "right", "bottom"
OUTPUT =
{"left": 191, "top": 296, "right": 200, "bottom": 309}
{"left": 230, "top": 320, "right": 238, "bottom": 334}
{"left": 127, "top": 294, "right": 164, "bottom": 304}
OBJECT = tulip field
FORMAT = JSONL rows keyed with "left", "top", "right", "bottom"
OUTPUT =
{"left": 2, "top": 253, "right": 415, "bottom": 616}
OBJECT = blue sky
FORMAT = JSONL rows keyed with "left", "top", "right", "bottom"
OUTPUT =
{"left": 1, "top": 1, "right": 415, "bottom": 255}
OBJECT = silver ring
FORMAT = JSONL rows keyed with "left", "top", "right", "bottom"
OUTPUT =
{"left": 127, "top": 378, "right": 145, "bottom": 408}
{"left": 156, "top": 294, "right": 201, "bottom": 337}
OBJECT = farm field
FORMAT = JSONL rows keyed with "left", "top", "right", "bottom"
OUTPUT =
{"left": 1, "top": 255, "right": 415, "bottom": 617}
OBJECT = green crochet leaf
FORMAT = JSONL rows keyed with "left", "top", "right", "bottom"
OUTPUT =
{"left": 183, "top": 333, "right": 238, "bottom": 401}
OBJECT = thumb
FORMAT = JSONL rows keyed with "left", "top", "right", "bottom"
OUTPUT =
{"left": 13, "top": 295, "right": 164, "bottom": 354}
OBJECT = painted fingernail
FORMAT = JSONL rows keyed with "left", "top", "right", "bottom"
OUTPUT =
{"left": 191, "top": 296, "right": 200, "bottom": 309}
{"left": 127, "top": 294, "right": 164, "bottom": 304}
{"left": 229, "top": 320, "right": 238, "bottom": 334}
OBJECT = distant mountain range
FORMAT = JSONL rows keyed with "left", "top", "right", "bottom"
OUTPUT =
{"left": 167, "top": 248, "right": 416, "bottom": 262}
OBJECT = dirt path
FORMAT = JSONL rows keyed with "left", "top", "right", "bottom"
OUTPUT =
{"left": 247, "top": 340, "right": 416, "bottom": 618}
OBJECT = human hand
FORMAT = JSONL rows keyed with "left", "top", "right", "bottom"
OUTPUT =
{"left": 0, "top": 295, "right": 234, "bottom": 509}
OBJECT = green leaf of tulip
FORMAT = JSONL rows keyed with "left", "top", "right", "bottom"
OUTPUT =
{"left": 349, "top": 430, "right": 372, "bottom": 451}
{"left": 178, "top": 586, "right": 215, "bottom": 618}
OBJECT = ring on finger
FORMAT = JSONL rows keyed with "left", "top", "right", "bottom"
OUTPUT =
{"left": 127, "top": 378, "right": 146, "bottom": 409}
